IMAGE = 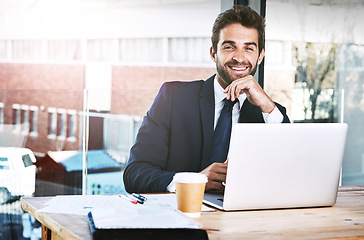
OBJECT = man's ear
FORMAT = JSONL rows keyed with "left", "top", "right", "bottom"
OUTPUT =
{"left": 257, "top": 49, "right": 265, "bottom": 65}
{"left": 210, "top": 47, "right": 216, "bottom": 63}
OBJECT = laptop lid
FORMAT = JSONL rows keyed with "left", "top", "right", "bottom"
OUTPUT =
{"left": 203, "top": 123, "right": 348, "bottom": 211}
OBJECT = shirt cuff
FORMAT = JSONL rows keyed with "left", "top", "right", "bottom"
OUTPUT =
{"left": 262, "top": 106, "right": 284, "bottom": 123}
{"left": 166, "top": 180, "right": 176, "bottom": 192}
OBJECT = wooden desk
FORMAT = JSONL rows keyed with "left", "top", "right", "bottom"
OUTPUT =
{"left": 21, "top": 186, "right": 364, "bottom": 240}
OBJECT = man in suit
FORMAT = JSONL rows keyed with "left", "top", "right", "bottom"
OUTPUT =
{"left": 123, "top": 5, "right": 290, "bottom": 193}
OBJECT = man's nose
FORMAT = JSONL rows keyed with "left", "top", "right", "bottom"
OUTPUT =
{"left": 232, "top": 51, "right": 245, "bottom": 62}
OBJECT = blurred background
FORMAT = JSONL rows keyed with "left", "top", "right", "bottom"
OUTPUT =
{"left": 0, "top": 0, "right": 364, "bottom": 239}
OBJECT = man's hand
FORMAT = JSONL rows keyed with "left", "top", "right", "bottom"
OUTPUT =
{"left": 224, "top": 75, "right": 275, "bottom": 113}
{"left": 200, "top": 160, "right": 228, "bottom": 191}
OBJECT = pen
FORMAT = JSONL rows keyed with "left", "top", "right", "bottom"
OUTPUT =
{"left": 119, "top": 194, "right": 137, "bottom": 204}
{"left": 132, "top": 193, "right": 147, "bottom": 202}
{"left": 126, "top": 194, "right": 144, "bottom": 204}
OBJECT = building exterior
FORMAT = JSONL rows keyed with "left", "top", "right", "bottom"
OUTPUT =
{"left": 0, "top": 1, "right": 219, "bottom": 154}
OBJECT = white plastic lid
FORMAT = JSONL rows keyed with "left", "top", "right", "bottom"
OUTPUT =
{"left": 173, "top": 172, "right": 208, "bottom": 184}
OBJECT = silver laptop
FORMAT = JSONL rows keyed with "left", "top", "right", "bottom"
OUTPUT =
{"left": 203, "top": 123, "right": 348, "bottom": 211}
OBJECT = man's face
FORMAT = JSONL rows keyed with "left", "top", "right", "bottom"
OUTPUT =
{"left": 210, "top": 23, "right": 265, "bottom": 89}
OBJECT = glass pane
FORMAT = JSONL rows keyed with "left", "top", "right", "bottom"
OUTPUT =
{"left": 0, "top": 157, "right": 9, "bottom": 169}
{"left": 119, "top": 38, "right": 164, "bottom": 62}
{"left": 48, "top": 40, "right": 81, "bottom": 61}
{"left": 0, "top": 1, "right": 221, "bottom": 238}
{"left": 12, "top": 40, "right": 43, "bottom": 60}
{"left": 0, "top": 88, "right": 85, "bottom": 195}
{"left": 168, "top": 37, "right": 211, "bottom": 63}
{"left": 22, "top": 154, "right": 33, "bottom": 167}
{"left": 266, "top": 0, "right": 364, "bottom": 185}
{"left": 87, "top": 39, "right": 118, "bottom": 61}
{"left": 0, "top": 40, "right": 7, "bottom": 59}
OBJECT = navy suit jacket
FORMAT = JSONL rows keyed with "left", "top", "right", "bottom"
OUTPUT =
{"left": 123, "top": 76, "right": 290, "bottom": 193}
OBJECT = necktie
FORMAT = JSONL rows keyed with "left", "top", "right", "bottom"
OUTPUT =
{"left": 210, "top": 98, "right": 238, "bottom": 163}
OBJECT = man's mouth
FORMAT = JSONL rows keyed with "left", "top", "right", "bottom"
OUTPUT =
{"left": 230, "top": 66, "right": 248, "bottom": 71}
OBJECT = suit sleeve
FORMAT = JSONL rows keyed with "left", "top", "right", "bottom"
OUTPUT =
{"left": 239, "top": 101, "right": 290, "bottom": 123}
{"left": 276, "top": 103, "right": 290, "bottom": 123}
{"left": 123, "top": 83, "right": 176, "bottom": 193}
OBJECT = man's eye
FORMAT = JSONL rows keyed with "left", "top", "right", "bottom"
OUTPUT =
{"left": 246, "top": 47, "right": 255, "bottom": 52}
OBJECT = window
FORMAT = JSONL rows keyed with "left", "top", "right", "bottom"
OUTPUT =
{"left": 265, "top": 41, "right": 293, "bottom": 66}
{"left": 67, "top": 110, "right": 77, "bottom": 141}
{"left": 118, "top": 37, "right": 212, "bottom": 64}
{"left": 168, "top": 37, "right": 211, "bottom": 63}
{"left": 57, "top": 109, "right": 67, "bottom": 139}
{"left": 266, "top": 0, "right": 364, "bottom": 185}
{"left": 21, "top": 105, "right": 29, "bottom": 133}
{"left": 0, "top": 157, "right": 9, "bottom": 170}
{"left": 0, "top": 1, "right": 221, "bottom": 237}
{"left": 29, "top": 106, "right": 39, "bottom": 137}
{"left": 12, "top": 104, "right": 32, "bottom": 133}
{"left": 88, "top": 39, "right": 118, "bottom": 61}
{"left": 48, "top": 107, "right": 77, "bottom": 141}
{"left": 2, "top": 37, "right": 214, "bottom": 64}
{"left": 12, "top": 40, "right": 42, "bottom": 60}
{"left": 48, "top": 108, "right": 57, "bottom": 138}
{"left": 0, "top": 40, "right": 7, "bottom": 60}
{"left": 22, "top": 154, "right": 33, "bottom": 167}
{"left": 12, "top": 104, "right": 21, "bottom": 131}
{"left": 48, "top": 40, "right": 81, "bottom": 61}
{"left": 0, "top": 102, "right": 4, "bottom": 124}
{"left": 119, "top": 38, "right": 163, "bottom": 63}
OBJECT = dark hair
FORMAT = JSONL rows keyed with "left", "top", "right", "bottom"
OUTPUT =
{"left": 211, "top": 5, "right": 265, "bottom": 53}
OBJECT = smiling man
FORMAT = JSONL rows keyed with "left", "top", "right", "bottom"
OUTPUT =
{"left": 123, "top": 6, "right": 290, "bottom": 193}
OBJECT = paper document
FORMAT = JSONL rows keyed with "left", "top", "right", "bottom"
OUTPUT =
{"left": 37, "top": 194, "right": 214, "bottom": 215}
{"left": 37, "top": 195, "right": 122, "bottom": 215}
{"left": 143, "top": 194, "right": 214, "bottom": 212}
{"left": 90, "top": 207, "right": 203, "bottom": 229}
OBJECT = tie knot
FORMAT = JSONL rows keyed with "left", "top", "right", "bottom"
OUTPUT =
{"left": 224, "top": 98, "right": 238, "bottom": 111}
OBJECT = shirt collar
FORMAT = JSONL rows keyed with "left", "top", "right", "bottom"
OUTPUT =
{"left": 213, "top": 76, "right": 246, "bottom": 110}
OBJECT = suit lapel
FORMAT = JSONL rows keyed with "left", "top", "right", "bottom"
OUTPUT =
{"left": 199, "top": 75, "right": 215, "bottom": 170}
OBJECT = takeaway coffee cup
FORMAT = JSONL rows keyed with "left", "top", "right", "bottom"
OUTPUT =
{"left": 174, "top": 172, "right": 208, "bottom": 217}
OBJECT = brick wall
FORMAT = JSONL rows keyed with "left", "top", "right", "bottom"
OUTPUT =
{"left": 111, "top": 65, "right": 216, "bottom": 116}
{"left": 0, "top": 63, "right": 85, "bottom": 153}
